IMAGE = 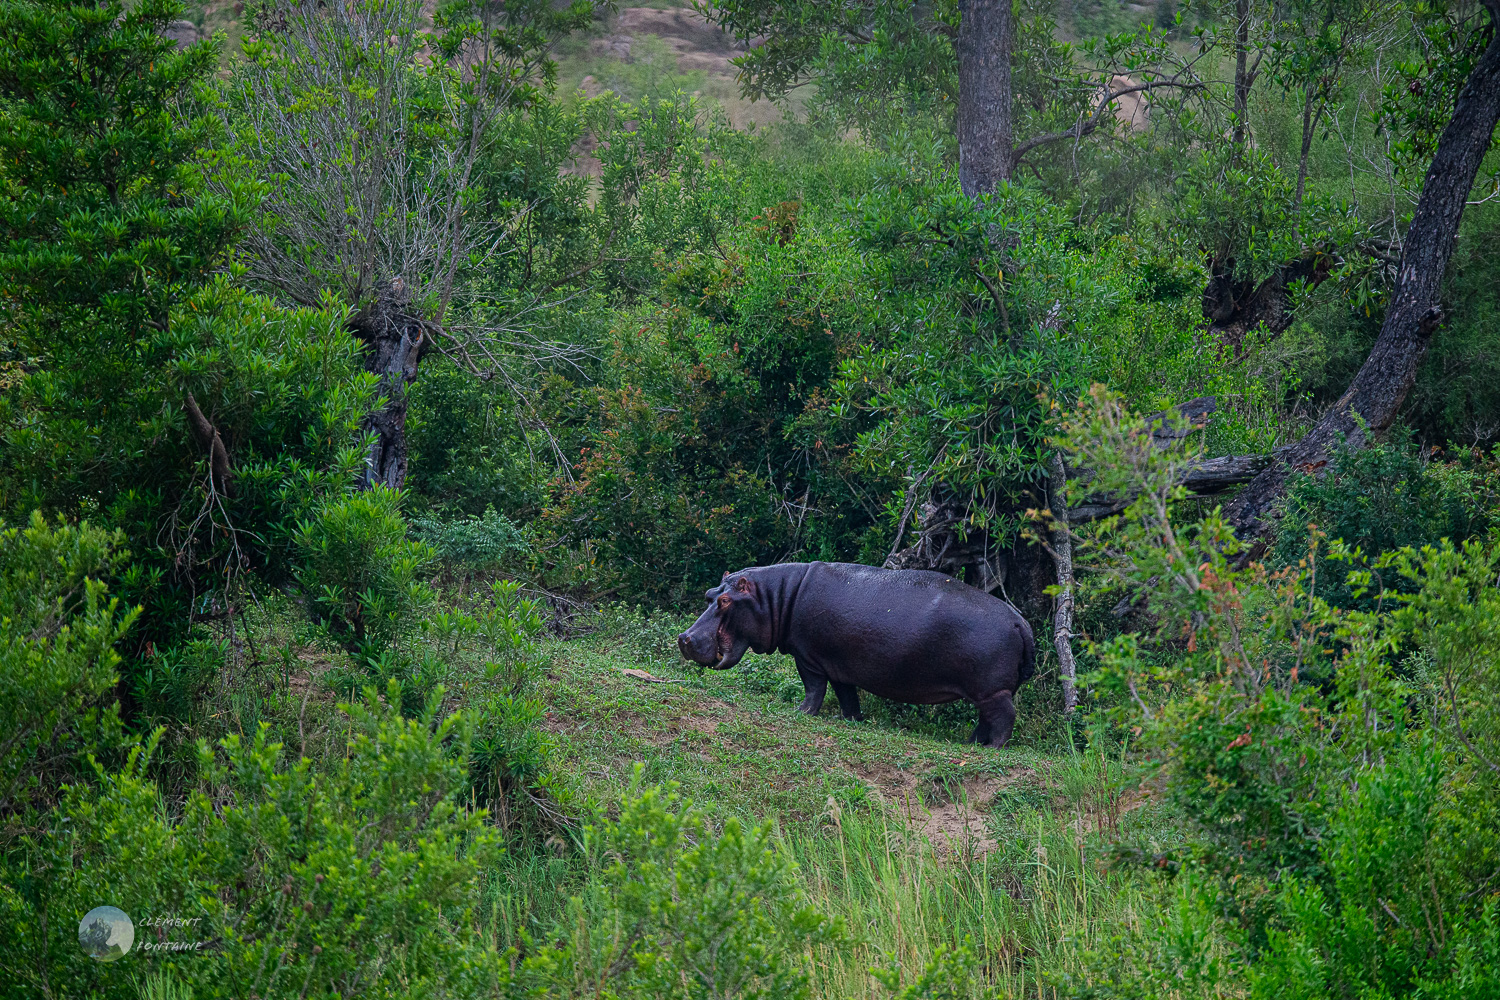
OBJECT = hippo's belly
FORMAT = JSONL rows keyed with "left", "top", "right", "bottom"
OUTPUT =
{"left": 789, "top": 583, "right": 1011, "bottom": 702}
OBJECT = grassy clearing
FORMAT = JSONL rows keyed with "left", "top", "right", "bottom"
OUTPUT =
{"left": 221, "top": 595, "right": 1192, "bottom": 998}
{"left": 526, "top": 611, "right": 1192, "bottom": 997}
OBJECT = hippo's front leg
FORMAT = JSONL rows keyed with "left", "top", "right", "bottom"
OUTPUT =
{"left": 794, "top": 660, "right": 828, "bottom": 715}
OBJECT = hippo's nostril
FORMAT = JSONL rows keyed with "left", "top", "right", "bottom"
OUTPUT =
{"left": 677, "top": 633, "right": 690, "bottom": 648}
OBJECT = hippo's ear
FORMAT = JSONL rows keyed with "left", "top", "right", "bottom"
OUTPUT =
{"left": 722, "top": 570, "right": 732, "bottom": 580}
{"left": 734, "top": 576, "right": 755, "bottom": 594}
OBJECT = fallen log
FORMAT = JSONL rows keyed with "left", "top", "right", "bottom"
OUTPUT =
{"left": 1066, "top": 450, "right": 1284, "bottom": 524}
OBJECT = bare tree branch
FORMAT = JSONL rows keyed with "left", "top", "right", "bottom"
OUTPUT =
{"left": 1012, "top": 52, "right": 1215, "bottom": 168}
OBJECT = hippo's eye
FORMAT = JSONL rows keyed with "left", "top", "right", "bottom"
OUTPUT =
{"left": 717, "top": 594, "right": 732, "bottom": 611}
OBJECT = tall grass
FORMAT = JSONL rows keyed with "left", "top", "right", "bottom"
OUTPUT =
{"left": 464, "top": 714, "right": 1185, "bottom": 998}
{"left": 774, "top": 742, "right": 1173, "bottom": 998}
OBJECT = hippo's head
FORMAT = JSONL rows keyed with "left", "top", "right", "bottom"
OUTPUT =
{"left": 677, "top": 571, "right": 774, "bottom": 670}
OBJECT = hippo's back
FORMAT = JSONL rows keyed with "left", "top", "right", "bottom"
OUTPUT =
{"left": 806, "top": 561, "right": 1019, "bottom": 618}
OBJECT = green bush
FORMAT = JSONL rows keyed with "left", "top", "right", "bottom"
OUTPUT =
{"left": 473, "top": 580, "right": 549, "bottom": 688}
{"left": 1272, "top": 436, "right": 1498, "bottom": 609}
{"left": 1249, "top": 740, "right": 1500, "bottom": 999}
{"left": 538, "top": 318, "right": 812, "bottom": 603}
{"left": 130, "top": 637, "right": 227, "bottom": 727}
{"left": 405, "top": 359, "right": 551, "bottom": 520}
{"left": 293, "top": 487, "right": 436, "bottom": 653}
{"left": 1061, "top": 390, "right": 1500, "bottom": 993}
{"left": 539, "top": 146, "right": 1277, "bottom": 601}
{"left": 873, "top": 939, "right": 989, "bottom": 999}
{"left": 4, "top": 686, "right": 505, "bottom": 1000}
{"left": 518, "top": 777, "right": 841, "bottom": 999}
{"left": 411, "top": 505, "right": 530, "bottom": 576}
{"left": 411, "top": 580, "right": 559, "bottom": 817}
{"left": 0, "top": 512, "right": 137, "bottom": 816}
{"left": 0, "top": 0, "right": 375, "bottom": 662}
{"left": 325, "top": 577, "right": 549, "bottom": 721}
{"left": 461, "top": 582, "right": 564, "bottom": 821}
{"left": 322, "top": 644, "right": 450, "bottom": 718}
{"left": 468, "top": 691, "right": 554, "bottom": 821}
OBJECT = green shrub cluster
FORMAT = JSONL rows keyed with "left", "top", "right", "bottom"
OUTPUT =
{"left": 1054, "top": 388, "right": 1500, "bottom": 997}
{"left": 517, "top": 776, "right": 842, "bottom": 999}
{"left": 293, "top": 487, "right": 437, "bottom": 655}
{"left": 2, "top": 507, "right": 864, "bottom": 998}
{"left": 1272, "top": 435, "right": 1499, "bottom": 609}
{"left": 410, "top": 506, "right": 530, "bottom": 577}
{"left": 531, "top": 144, "right": 1281, "bottom": 602}
{"left": 11, "top": 690, "right": 505, "bottom": 1000}
{"left": 0, "top": 515, "right": 136, "bottom": 814}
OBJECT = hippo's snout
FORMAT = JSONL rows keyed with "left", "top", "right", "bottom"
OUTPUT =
{"left": 677, "top": 626, "right": 717, "bottom": 665}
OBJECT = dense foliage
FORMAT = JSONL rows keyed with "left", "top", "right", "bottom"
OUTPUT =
{"left": 2, "top": 0, "right": 1500, "bottom": 996}
{"left": 0, "top": 0, "right": 376, "bottom": 671}
{"left": 1055, "top": 388, "right": 1500, "bottom": 996}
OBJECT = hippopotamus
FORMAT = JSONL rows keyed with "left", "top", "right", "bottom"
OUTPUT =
{"left": 677, "top": 561, "right": 1035, "bottom": 746}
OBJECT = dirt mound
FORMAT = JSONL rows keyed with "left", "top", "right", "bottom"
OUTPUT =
{"left": 592, "top": 6, "right": 740, "bottom": 78}
{"left": 854, "top": 762, "right": 1038, "bottom": 856}
{"left": 617, "top": 7, "right": 733, "bottom": 53}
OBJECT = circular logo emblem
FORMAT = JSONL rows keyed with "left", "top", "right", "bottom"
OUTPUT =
{"left": 79, "top": 906, "right": 134, "bottom": 962}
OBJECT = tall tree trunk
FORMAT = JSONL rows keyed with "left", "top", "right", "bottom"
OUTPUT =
{"left": 957, "top": 0, "right": 1015, "bottom": 196}
{"left": 352, "top": 289, "right": 428, "bottom": 492}
{"left": 1047, "top": 453, "right": 1078, "bottom": 714}
{"left": 1228, "top": 5, "right": 1500, "bottom": 536}
{"left": 1232, "top": 0, "right": 1252, "bottom": 153}
{"left": 1295, "top": 85, "right": 1317, "bottom": 210}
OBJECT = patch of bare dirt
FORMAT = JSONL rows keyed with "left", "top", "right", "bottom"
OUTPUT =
{"left": 287, "top": 650, "right": 338, "bottom": 699}
{"left": 852, "top": 761, "right": 1038, "bottom": 856}
{"left": 578, "top": 5, "right": 785, "bottom": 130}
{"left": 608, "top": 7, "right": 739, "bottom": 76}
{"left": 679, "top": 712, "right": 722, "bottom": 736}
{"left": 1106, "top": 75, "right": 1149, "bottom": 129}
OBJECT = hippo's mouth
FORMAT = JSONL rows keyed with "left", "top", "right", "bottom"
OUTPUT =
{"left": 714, "top": 620, "right": 732, "bottom": 667}
{"left": 710, "top": 619, "right": 750, "bottom": 670}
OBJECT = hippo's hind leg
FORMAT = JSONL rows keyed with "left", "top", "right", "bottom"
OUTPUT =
{"left": 795, "top": 661, "right": 829, "bottom": 715}
{"left": 831, "top": 681, "right": 864, "bottom": 721}
{"left": 974, "top": 690, "right": 1016, "bottom": 748}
